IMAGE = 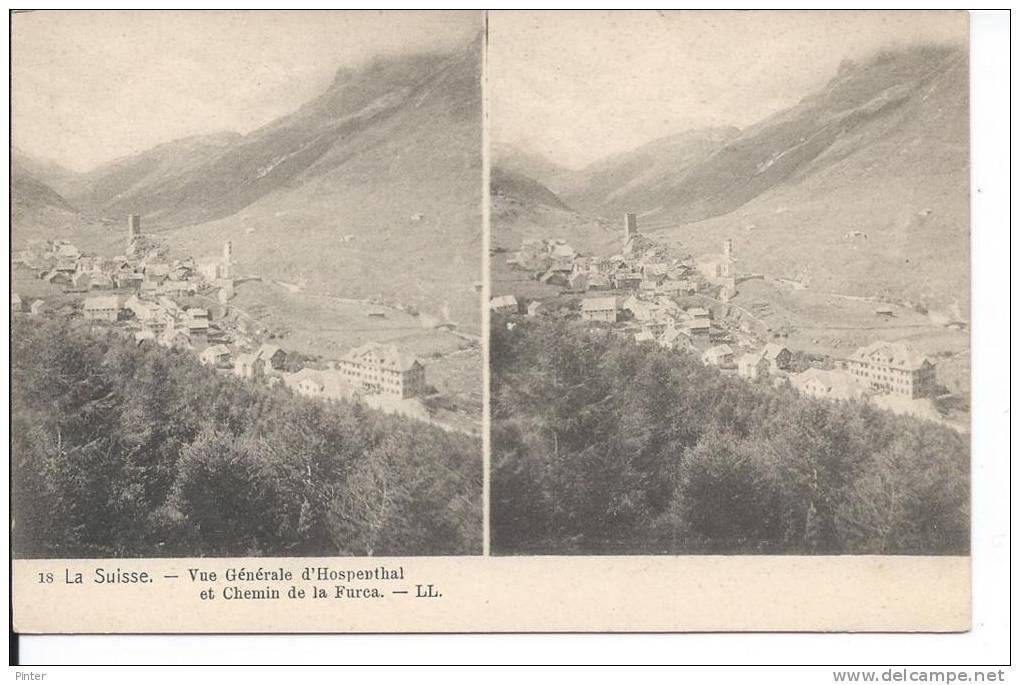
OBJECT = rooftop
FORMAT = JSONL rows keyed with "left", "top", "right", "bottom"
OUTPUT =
{"left": 849, "top": 341, "right": 931, "bottom": 370}
{"left": 343, "top": 342, "right": 422, "bottom": 372}
{"left": 582, "top": 297, "right": 617, "bottom": 311}
{"left": 83, "top": 295, "right": 119, "bottom": 309}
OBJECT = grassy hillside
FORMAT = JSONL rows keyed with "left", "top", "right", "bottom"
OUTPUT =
{"left": 491, "top": 194, "right": 616, "bottom": 255}
{"left": 491, "top": 142, "right": 574, "bottom": 191}
{"left": 168, "top": 39, "right": 483, "bottom": 329}
{"left": 654, "top": 46, "right": 969, "bottom": 316}
{"left": 11, "top": 147, "right": 80, "bottom": 197}
{"left": 573, "top": 46, "right": 966, "bottom": 223}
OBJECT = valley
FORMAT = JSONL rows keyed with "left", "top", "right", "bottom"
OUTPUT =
{"left": 13, "top": 35, "right": 484, "bottom": 335}
{"left": 493, "top": 44, "right": 970, "bottom": 321}
{"left": 490, "top": 44, "right": 971, "bottom": 434}
{"left": 11, "top": 35, "right": 485, "bottom": 437}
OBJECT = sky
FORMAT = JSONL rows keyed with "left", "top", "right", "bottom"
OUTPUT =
{"left": 12, "top": 10, "right": 481, "bottom": 172}
{"left": 489, "top": 10, "right": 968, "bottom": 169}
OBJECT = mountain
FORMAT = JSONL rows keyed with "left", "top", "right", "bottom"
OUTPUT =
{"left": 11, "top": 147, "right": 80, "bottom": 197}
{"left": 10, "top": 155, "right": 79, "bottom": 228}
{"left": 491, "top": 165, "right": 570, "bottom": 211}
{"left": 566, "top": 45, "right": 966, "bottom": 227}
{"left": 12, "top": 36, "right": 484, "bottom": 329}
{"left": 674, "top": 44, "right": 969, "bottom": 315}
{"left": 163, "top": 37, "right": 484, "bottom": 328}
{"left": 65, "top": 131, "right": 243, "bottom": 216}
{"left": 540, "top": 44, "right": 970, "bottom": 314}
{"left": 489, "top": 169, "right": 617, "bottom": 261}
{"left": 557, "top": 126, "right": 739, "bottom": 215}
{"left": 65, "top": 50, "right": 470, "bottom": 228}
{"left": 491, "top": 143, "right": 573, "bottom": 190}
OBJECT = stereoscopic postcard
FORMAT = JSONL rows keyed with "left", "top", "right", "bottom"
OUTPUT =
{"left": 11, "top": 9, "right": 970, "bottom": 634}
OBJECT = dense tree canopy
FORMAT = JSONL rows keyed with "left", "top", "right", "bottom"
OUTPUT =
{"left": 11, "top": 318, "right": 482, "bottom": 558}
{"left": 490, "top": 317, "right": 969, "bottom": 555}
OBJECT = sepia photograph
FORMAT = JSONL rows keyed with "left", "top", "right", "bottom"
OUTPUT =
{"left": 10, "top": 10, "right": 484, "bottom": 558}
{"left": 9, "top": 7, "right": 1008, "bottom": 649}
{"left": 489, "top": 10, "right": 971, "bottom": 556}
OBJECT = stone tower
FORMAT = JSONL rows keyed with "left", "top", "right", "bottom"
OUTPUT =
{"left": 127, "top": 214, "right": 141, "bottom": 249}
{"left": 720, "top": 238, "right": 734, "bottom": 278}
{"left": 221, "top": 240, "right": 233, "bottom": 279}
{"left": 624, "top": 213, "right": 639, "bottom": 242}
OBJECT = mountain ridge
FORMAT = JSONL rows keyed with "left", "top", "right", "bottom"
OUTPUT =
{"left": 12, "top": 35, "right": 485, "bottom": 329}
{"left": 561, "top": 44, "right": 966, "bottom": 224}
{"left": 493, "top": 43, "right": 969, "bottom": 314}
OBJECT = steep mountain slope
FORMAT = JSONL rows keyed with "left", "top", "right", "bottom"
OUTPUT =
{"left": 558, "top": 126, "right": 739, "bottom": 216}
{"left": 69, "top": 48, "right": 475, "bottom": 231}
{"left": 491, "top": 165, "right": 570, "bottom": 212}
{"left": 65, "top": 132, "right": 243, "bottom": 215}
{"left": 490, "top": 171, "right": 616, "bottom": 260}
{"left": 10, "top": 157, "right": 79, "bottom": 230}
{"left": 165, "top": 37, "right": 484, "bottom": 328}
{"left": 11, "top": 147, "right": 80, "bottom": 198}
{"left": 571, "top": 45, "right": 966, "bottom": 227}
{"left": 491, "top": 143, "right": 573, "bottom": 191}
{"left": 541, "top": 44, "right": 968, "bottom": 315}
{"left": 663, "top": 44, "right": 970, "bottom": 316}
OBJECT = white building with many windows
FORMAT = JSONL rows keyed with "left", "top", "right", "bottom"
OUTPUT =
{"left": 845, "top": 341, "right": 936, "bottom": 399}
{"left": 337, "top": 342, "right": 426, "bottom": 399}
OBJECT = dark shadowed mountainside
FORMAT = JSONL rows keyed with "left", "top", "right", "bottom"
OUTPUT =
{"left": 169, "top": 37, "right": 483, "bottom": 328}
{"left": 491, "top": 165, "right": 570, "bottom": 212}
{"left": 665, "top": 45, "right": 970, "bottom": 316}
{"left": 491, "top": 142, "right": 573, "bottom": 191}
{"left": 556, "top": 126, "right": 739, "bottom": 215}
{"left": 490, "top": 166, "right": 616, "bottom": 258}
{"left": 10, "top": 154, "right": 80, "bottom": 229}
{"left": 63, "top": 132, "right": 243, "bottom": 216}
{"left": 11, "top": 147, "right": 80, "bottom": 198}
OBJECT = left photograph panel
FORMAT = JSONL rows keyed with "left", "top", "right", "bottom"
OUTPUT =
{"left": 11, "top": 10, "right": 484, "bottom": 558}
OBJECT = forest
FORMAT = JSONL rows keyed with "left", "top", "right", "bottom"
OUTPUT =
{"left": 11, "top": 318, "right": 482, "bottom": 558}
{"left": 490, "top": 317, "right": 969, "bottom": 556}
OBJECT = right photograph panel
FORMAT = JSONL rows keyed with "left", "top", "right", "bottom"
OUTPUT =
{"left": 488, "top": 10, "right": 971, "bottom": 556}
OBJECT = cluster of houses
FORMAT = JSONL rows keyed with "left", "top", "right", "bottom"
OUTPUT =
{"left": 10, "top": 292, "right": 48, "bottom": 317}
{"left": 184, "top": 311, "right": 429, "bottom": 410}
{"left": 680, "top": 330, "right": 940, "bottom": 410}
{"left": 13, "top": 216, "right": 238, "bottom": 315}
{"left": 494, "top": 212, "right": 945, "bottom": 422}
{"left": 681, "top": 333, "right": 940, "bottom": 412}
{"left": 495, "top": 213, "right": 748, "bottom": 340}
{"left": 14, "top": 239, "right": 209, "bottom": 299}
{"left": 12, "top": 216, "right": 433, "bottom": 422}
{"left": 505, "top": 214, "right": 717, "bottom": 299}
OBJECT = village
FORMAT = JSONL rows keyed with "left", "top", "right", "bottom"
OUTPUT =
{"left": 12, "top": 215, "right": 474, "bottom": 434}
{"left": 491, "top": 213, "right": 963, "bottom": 432}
